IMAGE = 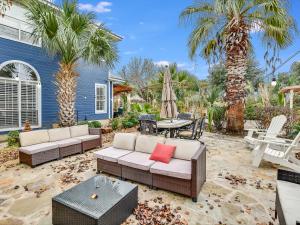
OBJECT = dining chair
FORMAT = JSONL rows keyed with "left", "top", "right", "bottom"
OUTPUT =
{"left": 176, "top": 117, "right": 205, "bottom": 141}
{"left": 139, "top": 120, "right": 158, "bottom": 135}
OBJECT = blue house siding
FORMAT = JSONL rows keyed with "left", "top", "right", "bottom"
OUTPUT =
{"left": 0, "top": 38, "right": 59, "bottom": 128}
{"left": 0, "top": 38, "right": 111, "bottom": 129}
{"left": 76, "top": 60, "right": 110, "bottom": 121}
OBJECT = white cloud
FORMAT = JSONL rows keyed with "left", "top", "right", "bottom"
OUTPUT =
{"left": 155, "top": 61, "right": 170, "bottom": 67}
{"left": 78, "top": 1, "right": 112, "bottom": 13}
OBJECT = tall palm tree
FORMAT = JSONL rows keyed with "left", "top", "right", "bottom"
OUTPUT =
{"left": 24, "top": 0, "right": 118, "bottom": 126}
{"left": 180, "top": 0, "right": 295, "bottom": 132}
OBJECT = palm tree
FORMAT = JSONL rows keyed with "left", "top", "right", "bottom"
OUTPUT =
{"left": 24, "top": 0, "right": 118, "bottom": 126}
{"left": 180, "top": 0, "right": 295, "bottom": 132}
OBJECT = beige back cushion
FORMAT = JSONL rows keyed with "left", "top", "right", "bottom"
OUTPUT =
{"left": 70, "top": 125, "right": 89, "bottom": 137}
{"left": 165, "top": 139, "right": 200, "bottom": 160}
{"left": 19, "top": 130, "right": 50, "bottom": 147}
{"left": 135, "top": 135, "right": 165, "bottom": 154}
{"left": 113, "top": 133, "right": 137, "bottom": 151}
{"left": 48, "top": 127, "right": 71, "bottom": 142}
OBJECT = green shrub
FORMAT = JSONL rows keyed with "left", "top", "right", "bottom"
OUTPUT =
{"left": 7, "top": 130, "right": 20, "bottom": 147}
{"left": 88, "top": 121, "right": 102, "bottom": 128}
{"left": 122, "top": 120, "right": 134, "bottom": 128}
{"left": 245, "top": 100, "right": 262, "bottom": 120}
{"left": 212, "top": 106, "right": 226, "bottom": 130}
{"left": 291, "top": 122, "right": 300, "bottom": 138}
{"left": 111, "top": 118, "right": 120, "bottom": 130}
{"left": 120, "top": 112, "right": 139, "bottom": 129}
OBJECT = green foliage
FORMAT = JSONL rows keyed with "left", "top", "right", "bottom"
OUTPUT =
{"left": 207, "top": 64, "right": 227, "bottom": 90}
{"left": 208, "top": 106, "right": 226, "bottom": 131}
{"left": 180, "top": 0, "right": 296, "bottom": 61}
{"left": 207, "top": 87, "right": 221, "bottom": 105}
{"left": 110, "top": 112, "right": 140, "bottom": 130}
{"left": 277, "top": 92, "right": 285, "bottom": 106}
{"left": 122, "top": 112, "right": 139, "bottom": 127}
{"left": 291, "top": 122, "right": 300, "bottom": 138}
{"left": 207, "top": 59, "right": 264, "bottom": 92}
{"left": 88, "top": 121, "right": 102, "bottom": 128}
{"left": 245, "top": 100, "right": 263, "bottom": 120}
{"left": 207, "top": 108, "right": 213, "bottom": 132}
{"left": 7, "top": 130, "right": 20, "bottom": 147}
{"left": 24, "top": 0, "right": 118, "bottom": 68}
{"left": 212, "top": 106, "right": 226, "bottom": 130}
{"left": 110, "top": 118, "right": 120, "bottom": 130}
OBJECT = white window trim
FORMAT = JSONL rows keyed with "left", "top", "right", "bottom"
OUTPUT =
{"left": 0, "top": 15, "right": 41, "bottom": 47}
{"left": 0, "top": 60, "right": 42, "bottom": 132}
{"left": 95, "top": 83, "right": 107, "bottom": 114}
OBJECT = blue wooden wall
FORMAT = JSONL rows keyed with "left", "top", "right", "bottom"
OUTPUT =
{"left": 0, "top": 38, "right": 110, "bottom": 129}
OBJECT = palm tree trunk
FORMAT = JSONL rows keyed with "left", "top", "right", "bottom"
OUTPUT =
{"left": 55, "top": 63, "right": 78, "bottom": 127}
{"left": 226, "top": 56, "right": 247, "bottom": 133}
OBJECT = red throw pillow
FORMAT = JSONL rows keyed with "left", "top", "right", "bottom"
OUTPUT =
{"left": 150, "top": 143, "right": 176, "bottom": 164}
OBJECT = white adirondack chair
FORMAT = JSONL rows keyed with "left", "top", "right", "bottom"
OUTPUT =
{"left": 252, "top": 132, "right": 300, "bottom": 172}
{"left": 244, "top": 115, "right": 287, "bottom": 148}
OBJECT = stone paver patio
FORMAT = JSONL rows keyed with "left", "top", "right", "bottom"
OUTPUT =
{"left": 0, "top": 132, "right": 279, "bottom": 225}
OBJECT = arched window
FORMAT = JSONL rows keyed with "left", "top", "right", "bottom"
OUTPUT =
{"left": 0, "top": 61, "right": 41, "bottom": 130}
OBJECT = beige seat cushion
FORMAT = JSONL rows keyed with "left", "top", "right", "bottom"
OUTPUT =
{"left": 150, "top": 159, "right": 192, "bottom": 180}
{"left": 165, "top": 138, "right": 200, "bottom": 160}
{"left": 70, "top": 125, "right": 89, "bottom": 138}
{"left": 113, "top": 133, "right": 137, "bottom": 151}
{"left": 75, "top": 135, "right": 99, "bottom": 142}
{"left": 52, "top": 138, "right": 81, "bottom": 148}
{"left": 94, "top": 147, "right": 132, "bottom": 162}
{"left": 277, "top": 180, "right": 300, "bottom": 225}
{"left": 48, "top": 127, "right": 71, "bottom": 142}
{"left": 19, "top": 142, "right": 59, "bottom": 155}
{"left": 118, "top": 152, "right": 155, "bottom": 171}
{"left": 135, "top": 135, "right": 165, "bottom": 154}
{"left": 19, "top": 130, "right": 50, "bottom": 147}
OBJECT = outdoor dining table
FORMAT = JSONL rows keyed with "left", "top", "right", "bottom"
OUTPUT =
{"left": 157, "top": 119, "right": 193, "bottom": 138}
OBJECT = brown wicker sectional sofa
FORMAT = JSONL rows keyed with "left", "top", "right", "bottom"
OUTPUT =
{"left": 95, "top": 133, "right": 206, "bottom": 202}
{"left": 19, "top": 125, "right": 102, "bottom": 167}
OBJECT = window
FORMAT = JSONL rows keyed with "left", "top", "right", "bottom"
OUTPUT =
{"left": 0, "top": 61, "right": 41, "bottom": 131}
{"left": 95, "top": 84, "right": 107, "bottom": 114}
{"left": 0, "top": 15, "right": 40, "bottom": 46}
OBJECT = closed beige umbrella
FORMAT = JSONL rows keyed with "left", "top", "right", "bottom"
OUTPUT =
{"left": 160, "top": 65, "right": 178, "bottom": 118}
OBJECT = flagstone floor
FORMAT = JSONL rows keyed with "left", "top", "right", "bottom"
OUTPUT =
{"left": 0, "top": 132, "right": 279, "bottom": 225}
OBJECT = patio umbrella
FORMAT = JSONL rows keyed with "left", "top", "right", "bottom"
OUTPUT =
{"left": 160, "top": 65, "right": 178, "bottom": 118}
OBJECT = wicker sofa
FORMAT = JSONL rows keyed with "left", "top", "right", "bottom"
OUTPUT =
{"left": 19, "top": 125, "right": 102, "bottom": 167}
{"left": 276, "top": 169, "right": 300, "bottom": 225}
{"left": 95, "top": 133, "right": 206, "bottom": 202}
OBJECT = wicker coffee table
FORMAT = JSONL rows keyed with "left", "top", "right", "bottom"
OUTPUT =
{"left": 52, "top": 176, "right": 138, "bottom": 225}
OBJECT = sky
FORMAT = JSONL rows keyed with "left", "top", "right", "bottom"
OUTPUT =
{"left": 54, "top": 0, "right": 300, "bottom": 80}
